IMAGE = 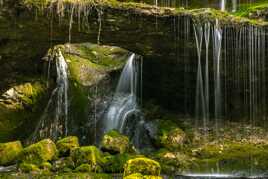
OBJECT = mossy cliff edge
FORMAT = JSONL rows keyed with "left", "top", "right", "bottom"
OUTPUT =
{"left": 20, "top": 0, "right": 268, "bottom": 26}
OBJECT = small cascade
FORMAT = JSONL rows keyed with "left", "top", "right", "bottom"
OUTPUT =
{"left": 103, "top": 53, "right": 142, "bottom": 134}
{"left": 31, "top": 49, "right": 69, "bottom": 142}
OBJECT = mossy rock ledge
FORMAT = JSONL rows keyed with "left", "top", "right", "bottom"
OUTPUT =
{"left": 21, "top": 0, "right": 268, "bottom": 26}
{"left": 101, "top": 130, "right": 130, "bottom": 154}
{"left": 0, "top": 141, "right": 23, "bottom": 166}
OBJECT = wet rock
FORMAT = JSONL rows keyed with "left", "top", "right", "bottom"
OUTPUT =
{"left": 56, "top": 136, "right": 79, "bottom": 157}
{"left": 101, "top": 130, "right": 130, "bottom": 154}
{"left": 124, "top": 157, "right": 161, "bottom": 177}
{"left": 0, "top": 141, "right": 23, "bottom": 166}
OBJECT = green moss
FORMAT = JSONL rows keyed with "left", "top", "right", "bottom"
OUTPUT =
{"left": 124, "top": 173, "right": 163, "bottom": 179}
{"left": 0, "top": 81, "right": 48, "bottom": 142}
{"left": 124, "top": 157, "right": 161, "bottom": 177}
{"left": 40, "top": 162, "right": 52, "bottom": 171}
{"left": 152, "top": 150, "right": 192, "bottom": 175}
{"left": 0, "top": 141, "right": 23, "bottom": 166}
{"left": 156, "top": 120, "right": 186, "bottom": 150}
{"left": 101, "top": 130, "right": 130, "bottom": 154}
{"left": 190, "top": 142, "right": 268, "bottom": 173}
{"left": 19, "top": 139, "right": 57, "bottom": 165}
{"left": 19, "top": 163, "right": 40, "bottom": 173}
{"left": 52, "top": 157, "right": 75, "bottom": 172}
{"left": 75, "top": 163, "right": 93, "bottom": 172}
{"left": 20, "top": 0, "right": 268, "bottom": 26}
{"left": 71, "top": 146, "right": 104, "bottom": 171}
{"left": 60, "top": 43, "right": 128, "bottom": 87}
{"left": 102, "top": 153, "right": 139, "bottom": 173}
{"left": 0, "top": 172, "right": 112, "bottom": 179}
{"left": 233, "top": 0, "right": 268, "bottom": 18}
{"left": 56, "top": 136, "right": 79, "bottom": 157}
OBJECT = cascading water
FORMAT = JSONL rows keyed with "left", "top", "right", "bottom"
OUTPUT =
{"left": 220, "top": 0, "right": 226, "bottom": 11}
{"left": 213, "top": 20, "right": 223, "bottom": 132}
{"left": 103, "top": 53, "right": 142, "bottom": 134}
{"left": 31, "top": 49, "right": 69, "bottom": 142}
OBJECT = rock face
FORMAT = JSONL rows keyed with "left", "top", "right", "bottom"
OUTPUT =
{"left": 0, "top": 141, "right": 23, "bottom": 166}
{"left": 124, "top": 157, "right": 161, "bottom": 177}
{"left": 56, "top": 136, "right": 79, "bottom": 157}
{"left": 19, "top": 139, "right": 57, "bottom": 165}
{"left": 101, "top": 130, "right": 130, "bottom": 154}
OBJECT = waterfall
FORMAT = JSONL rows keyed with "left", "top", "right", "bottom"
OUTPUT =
{"left": 193, "top": 23, "right": 206, "bottom": 125}
{"left": 193, "top": 20, "right": 224, "bottom": 137}
{"left": 232, "top": 0, "right": 237, "bottom": 12}
{"left": 220, "top": 0, "right": 226, "bottom": 11}
{"left": 213, "top": 20, "right": 222, "bottom": 132}
{"left": 103, "top": 53, "right": 142, "bottom": 134}
{"left": 56, "top": 50, "right": 69, "bottom": 136}
{"left": 30, "top": 49, "right": 69, "bottom": 142}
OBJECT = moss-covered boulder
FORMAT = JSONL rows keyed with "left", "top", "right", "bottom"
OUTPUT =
{"left": 124, "top": 157, "right": 161, "bottom": 177}
{"left": 0, "top": 141, "right": 23, "bottom": 166}
{"left": 101, "top": 130, "right": 130, "bottom": 154}
{"left": 124, "top": 173, "right": 163, "bottom": 179}
{"left": 71, "top": 146, "right": 104, "bottom": 171}
{"left": 19, "top": 139, "right": 57, "bottom": 165}
{"left": 52, "top": 157, "right": 75, "bottom": 172}
{"left": 56, "top": 136, "right": 79, "bottom": 157}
